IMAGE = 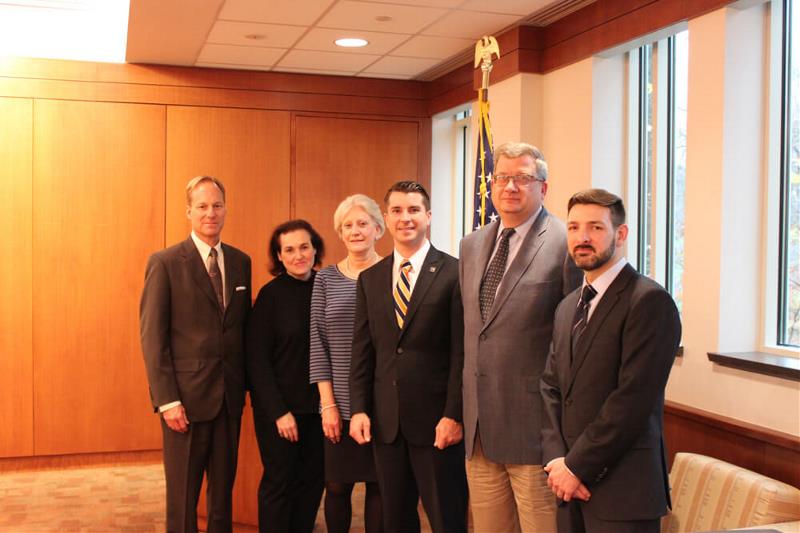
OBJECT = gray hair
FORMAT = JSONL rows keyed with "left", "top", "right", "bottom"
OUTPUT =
{"left": 333, "top": 194, "right": 385, "bottom": 238}
{"left": 493, "top": 142, "right": 548, "bottom": 181}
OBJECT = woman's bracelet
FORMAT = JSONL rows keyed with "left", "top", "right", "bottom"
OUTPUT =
{"left": 321, "top": 403, "right": 337, "bottom": 412}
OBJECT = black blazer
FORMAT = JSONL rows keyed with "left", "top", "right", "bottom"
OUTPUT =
{"left": 349, "top": 246, "right": 464, "bottom": 447}
{"left": 140, "top": 237, "right": 252, "bottom": 422}
{"left": 541, "top": 263, "right": 681, "bottom": 521}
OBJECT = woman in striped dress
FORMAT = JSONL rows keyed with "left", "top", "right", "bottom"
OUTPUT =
{"left": 310, "top": 194, "right": 385, "bottom": 533}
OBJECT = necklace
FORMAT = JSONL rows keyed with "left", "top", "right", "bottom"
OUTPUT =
{"left": 344, "top": 254, "right": 380, "bottom": 279}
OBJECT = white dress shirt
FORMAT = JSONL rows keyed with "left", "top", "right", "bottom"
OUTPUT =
{"left": 392, "top": 239, "right": 431, "bottom": 296}
{"left": 582, "top": 257, "right": 628, "bottom": 321}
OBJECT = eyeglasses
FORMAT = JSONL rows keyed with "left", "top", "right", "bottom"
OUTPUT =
{"left": 491, "top": 173, "right": 544, "bottom": 187}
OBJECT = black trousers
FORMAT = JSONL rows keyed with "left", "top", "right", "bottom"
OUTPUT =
{"left": 253, "top": 412, "right": 324, "bottom": 533}
{"left": 557, "top": 501, "right": 660, "bottom": 533}
{"left": 373, "top": 432, "right": 468, "bottom": 533}
{"left": 161, "top": 405, "right": 241, "bottom": 533}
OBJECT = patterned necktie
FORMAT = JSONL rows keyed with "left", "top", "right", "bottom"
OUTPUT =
{"left": 393, "top": 259, "right": 412, "bottom": 329}
{"left": 571, "top": 284, "right": 597, "bottom": 360}
{"left": 479, "top": 228, "right": 515, "bottom": 321}
{"left": 207, "top": 247, "right": 225, "bottom": 312}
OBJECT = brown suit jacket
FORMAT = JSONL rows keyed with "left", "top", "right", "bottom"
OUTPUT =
{"left": 140, "top": 237, "right": 251, "bottom": 422}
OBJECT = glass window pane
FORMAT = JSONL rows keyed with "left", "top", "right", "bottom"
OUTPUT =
{"left": 670, "top": 30, "right": 688, "bottom": 314}
{"left": 781, "top": 1, "right": 800, "bottom": 346}
{"left": 639, "top": 44, "right": 655, "bottom": 277}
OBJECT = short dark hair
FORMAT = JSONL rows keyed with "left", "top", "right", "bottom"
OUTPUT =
{"left": 268, "top": 219, "right": 325, "bottom": 276}
{"left": 567, "top": 188, "right": 626, "bottom": 227}
{"left": 383, "top": 181, "right": 431, "bottom": 211}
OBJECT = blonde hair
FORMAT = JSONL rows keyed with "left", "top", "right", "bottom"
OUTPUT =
{"left": 333, "top": 194, "right": 385, "bottom": 238}
{"left": 185, "top": 175, "right": 226, "bottom": 206}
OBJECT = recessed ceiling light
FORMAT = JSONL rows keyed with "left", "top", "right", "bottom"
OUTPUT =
{"left": 334, "top": 38, "right": 368, "bottom": 48}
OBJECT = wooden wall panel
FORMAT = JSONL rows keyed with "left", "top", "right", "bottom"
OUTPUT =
{"left": 0, "top": 98, "right": 34, "bottom": 457}
{"left": 664, "top": 401, "right": 800, "bottom": 488}
{"left": 165, "top": 106, "right": 291, "bottom": 290}
{"left": 294, "top": 115, "right": 421, "bottom": 263}
{"left": 32, "top": 100, "right": 165, "bottom": 455}
{"left": 0, "top": 57, "right": 428, "bottom": 100}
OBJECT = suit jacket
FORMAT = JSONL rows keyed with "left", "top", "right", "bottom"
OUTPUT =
{"left": 140, "top": 237, "right": 252, "bottom": 422}
{"left": 541, "top": 263, "right": 680, "bottom": 521}
{"left": 349, "top": 245, "right": 464, "bottom": 447}
{"left": 460, "top": 209, "right": 580, "bottom": 464}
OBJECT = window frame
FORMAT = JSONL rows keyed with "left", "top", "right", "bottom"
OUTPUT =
{"left": 628, "top": 30, "right": 686, "bottom": 308}
{"left": 777, "top": 0, "right": 798, "bottom": 347}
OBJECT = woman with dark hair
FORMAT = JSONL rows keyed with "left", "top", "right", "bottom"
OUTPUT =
{"left": 246, "top": 219, "right": 326, "bottom": 533}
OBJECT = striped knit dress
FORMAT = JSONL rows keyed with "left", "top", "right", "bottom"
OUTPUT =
{"left": 309, "top": 264, "right": 359, "bottom": 419}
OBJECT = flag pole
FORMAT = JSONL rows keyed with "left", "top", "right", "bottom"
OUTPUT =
{"left": 473, "top": 36, "right": 500, "bottom": 229}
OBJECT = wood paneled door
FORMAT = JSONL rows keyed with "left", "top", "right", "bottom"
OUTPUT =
{"left": 165, "top": 106, "right": 292, "bottom": 291}
{"left": 293, "top": 115, "right": 422, "bottom": 264}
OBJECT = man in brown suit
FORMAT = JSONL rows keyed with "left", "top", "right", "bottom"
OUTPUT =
{"left": 140, "top": 175, "right": 252, "bottom": 533}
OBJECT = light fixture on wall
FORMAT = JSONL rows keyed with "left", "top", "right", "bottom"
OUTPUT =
{"left": 334, "top": 38, "right": 368, "bottom": 48}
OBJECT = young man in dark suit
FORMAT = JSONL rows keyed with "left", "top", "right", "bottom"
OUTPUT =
{"left": 541, "top": 188, "right": 681, "bottom": 533}
{"left": 349, "top": 181, "right": 467, "bottom": 533}
{"left": 140, "top": 176, "right": 251, "bottom": 533}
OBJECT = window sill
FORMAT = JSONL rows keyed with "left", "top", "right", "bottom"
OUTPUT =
{"left": 707, "top": 351, "right": 800, "bottom": 382}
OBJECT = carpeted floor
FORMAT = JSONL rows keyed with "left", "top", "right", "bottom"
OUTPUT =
{"left": 0, "top": 464, "right": 166, "bottom": 532}
{"left": 0, "top": 464, "right": 434, "bottom": 532}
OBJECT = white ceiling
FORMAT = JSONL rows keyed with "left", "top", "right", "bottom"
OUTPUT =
{"left": 127, "top": 0, "right": 594, "bottom": 80}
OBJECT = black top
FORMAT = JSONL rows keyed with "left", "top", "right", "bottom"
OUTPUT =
{"left": 246, "top": 272, "right": 320, "bottom": 420}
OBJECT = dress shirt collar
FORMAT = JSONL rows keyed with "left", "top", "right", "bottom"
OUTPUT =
{"left": 393, "top": 239, "right": 430, "bottom": 275}
{"left": 497, "top": 205, "right": 541, "bottom": 244}
{"left": 582, "top": 257, "right": 627, "bottom": 320}
{"left": 190, "top": 231, "right": 223, "bottom": 261}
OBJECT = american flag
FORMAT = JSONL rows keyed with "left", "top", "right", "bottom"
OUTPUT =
{"left": 472, "top": 97, "right": 498, "bottom": 230}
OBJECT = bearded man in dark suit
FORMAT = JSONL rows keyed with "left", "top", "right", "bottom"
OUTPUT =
{"left": 541, "top": 188, "right": 680, "bottom": 533}
{"left": 140, "top": 175, "right": 251, "bottom": 533}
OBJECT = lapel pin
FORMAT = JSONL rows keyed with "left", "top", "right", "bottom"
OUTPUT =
{"left": 429, "top": 266, "right": 437, "bottom": 273}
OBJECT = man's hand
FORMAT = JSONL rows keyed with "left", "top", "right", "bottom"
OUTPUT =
{"left": 162, "top": 404, "right": 190, "bottom": 433}
{"left": 544, "top": 457, "right": 591, "bottom": 502}
{"left": 276, "top": 412, "right": 299, "bottom": 442}
{"left": 349, "top": 413, "right": 372, "bottom": 444}
{"left": 433, "top": 417, "right": 463, "bottom": 449}
{"left": 322, "top": 405, "right": 342, "bottom": 443}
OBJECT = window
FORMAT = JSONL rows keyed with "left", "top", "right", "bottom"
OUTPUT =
{"left": 429, "top": 104, "right": 472, "bottom": 255}
{"left": 778, "top": 0, "right": 800, "bottom": 347}
{"left": 627, "top": 30, "right": 688, "bottom": 313}
{"left": 454, "top": 108, "right": 472, "bottom": 238}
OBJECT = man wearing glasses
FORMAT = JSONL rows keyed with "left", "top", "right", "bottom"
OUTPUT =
{"left": 459, "top": 142, "right": 580, "bottom": 532}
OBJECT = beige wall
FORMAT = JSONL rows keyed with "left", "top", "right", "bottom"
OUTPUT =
{"left": 478, "top": 4, "right": 799, "bottom": 436}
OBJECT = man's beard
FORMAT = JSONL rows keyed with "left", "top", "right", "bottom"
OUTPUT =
{"left": 572, "top": 237, "right": 616, "bottom": 271}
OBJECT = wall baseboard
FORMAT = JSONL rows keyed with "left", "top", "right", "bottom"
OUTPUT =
{"left": 0, "top": 450, "right": 162, "bottom": 473}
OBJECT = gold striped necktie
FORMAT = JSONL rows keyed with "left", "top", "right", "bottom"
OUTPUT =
{"left": 393, "top": 259, "right": 412, "bottom": 328}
